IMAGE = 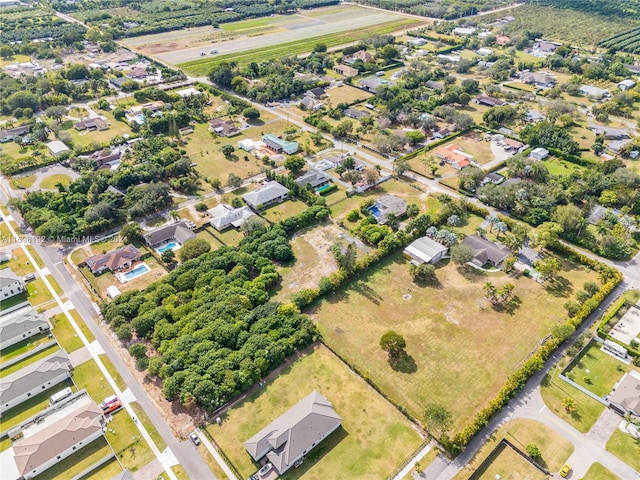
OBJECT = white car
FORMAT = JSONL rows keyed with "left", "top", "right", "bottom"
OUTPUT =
{"left": 258, "top": 463, "right": 272, "bottom": 478}
{"left": 189, "top": 432, "right": 200, "bottom": 446}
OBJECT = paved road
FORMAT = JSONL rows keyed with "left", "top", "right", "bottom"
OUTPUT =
{"left": 0, "top": 182, "right": 215, "bottom": 480}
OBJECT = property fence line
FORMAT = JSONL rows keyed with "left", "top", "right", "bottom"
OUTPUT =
{"left": 385, "top": 438, "right": 431, "bottom": 480}
{"left": 502, "top": 438, "right": 550, "bottom": 475}
{"left": 558, "top": 338, "right": 610, "bottom": 406}
{"left": 0, "top": 339, "right": 58, "bottom": 371}
{"left": 469, "top": 438, "right": 550, "bottom": 479}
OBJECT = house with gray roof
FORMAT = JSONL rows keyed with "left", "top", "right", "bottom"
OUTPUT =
{"left": 608, "top": 372, "right": 640, "bottom": 417}
{"left": 403, "top": 237, "right": 448, "bottom": 264}
{"left": 520, "top": 71, "right": 556, "bottom": 88}
{"left": 370, "top": 194, "right": 407, "bottom": 225}
{"left": 295, "top": 171, "right": 331, "bottom": 190}
{"left": 0, "top": 306, "right": 50, "bottom": 350}
{"left": 588, "top": 124, "right": 631, "bottom": 140}
{"left": 358, "top": 77, "right": 394, "bottom": 93}
{"left": 242, "top": 181, "right": 290, "bottom": 210}
{"left": 0, "top": 267, "right": 25, "bottom": 300}
{"left": 343, "top": 108, "right": 370, "bottom": 120}
{"left": 617, "top": 79, "right": 636, "bottom": 91}
{"left": 245, "top": 390, "right": 341, "bottom": 475}
{"left": 1, "top": 350, "right": 71, "bottom": 413}
{"left": 0, "top": 125, "right": 30, "bottom": 143}
{"left": 461, "top": 235, "right": 511, "bottom": 268}
{"left": 580, "top": 85, "right": 610, "bottom": 99}
{"left": 208, "top": 204, "right": 256, "bottom": 231}
{"left": 142, "top": 221, "right": 196, "bottom": 249}
{"left": 12, "top": 396, "right": 105, "bottom": 479}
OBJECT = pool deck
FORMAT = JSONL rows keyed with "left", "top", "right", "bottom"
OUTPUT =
{"left": 116, "top": 262, "right": 151, "bottom": 284}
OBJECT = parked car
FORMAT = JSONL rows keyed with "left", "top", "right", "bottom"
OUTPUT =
{"left": 559, "top": 464, "right": 571, "bottom": 478}
{"left": 258, "top": 463, "right": 272, "bottom": 478}
{"left": 189, "top": 432, "right": 201, "bottom": 446}
{"left": 23, "top": 273, "right": 36, "bottom": 282}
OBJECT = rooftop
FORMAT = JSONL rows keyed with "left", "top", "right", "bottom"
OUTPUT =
{"left": 143, "top": 221, "right": 196, "bottom": 247}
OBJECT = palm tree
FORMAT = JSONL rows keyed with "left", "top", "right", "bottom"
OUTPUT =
{"left": 562, "top": 397, "right": 577, "bottom": 414}
{"left": 576, "top": 217, "right": 588, "bottom": 238}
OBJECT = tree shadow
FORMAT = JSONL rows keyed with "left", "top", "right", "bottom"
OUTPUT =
{"left": 543, "top": 276, "right": 573, "bottom": 297}
{"left": 493, "top": 295, "right": 522, "bottom": 315}
{"left": 247, "top": 119, "right": 265, "bottom": 127}
{"left": 412, "top": 277, "right": 443, "bottom": 289}
{"left": 389, "top": 351, "right": 418, "bottom": 373}
{"left": 351, "top": 279, "right": 383, "bottom": 305}
{"left": 456, "top": 265, "right": 488, "bottom": 280}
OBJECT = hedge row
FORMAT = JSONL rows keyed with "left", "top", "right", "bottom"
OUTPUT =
{"left": 547, "top": 146, "right": 598, "bottom": 168}
{"left": 445, "top": 248, "right": 622, "bottom": 454}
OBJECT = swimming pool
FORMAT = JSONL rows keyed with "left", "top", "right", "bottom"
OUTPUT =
{"left": 368, "top": 205, "right": 381, "bottom": 217}
{"left": 157, "top": 242, "right": 178, "bottom": 254}
{"left": 123, "top": 264, "right": 151, "bottom": 281}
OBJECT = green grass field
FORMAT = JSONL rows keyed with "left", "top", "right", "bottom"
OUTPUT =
{"left": 0, "top": 344, "right": 60, "bottom": 378}
{"left": 72, "top": 359, "right": 115, "bottom": 402}
{"left": 540, "top": 364, "right": 606, "bottom": 433}
{"left": 39, "top": 173, "right": 72, "bottom": 189}
{"left": 105, "top": 410, "right": 155, "bottom": 472}
{"left": 51, "top": 313, "right": 84, "bottom": 353}
{"left": 180, "top": 19, "right": 421, "bottom": 74}
{"left": 606, "top": 429, "right": 640, "bottom": 472}
{"left": 0, "top": 332, "right": 51, "bottom": 364}
{"left": 309, "top": 250, "right": 598, "bottom": 433}
{"left": 130, "top": 401, "right": 167, "bottom": 452}
{"left": 208, "top": 345, "right": 422, "bottom": 480}
{"left": 583, "top": 462, "right": 621, "bottom": 480}
{"left": 564, "top": 341, "right": 628, "bottom": 397}
{"left": 544, "top": 158, "right": 587, "bottom": 176}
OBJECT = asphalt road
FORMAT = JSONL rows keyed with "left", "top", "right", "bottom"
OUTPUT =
{"left": 0, "top": 181, "right": 215, "bottom": 480}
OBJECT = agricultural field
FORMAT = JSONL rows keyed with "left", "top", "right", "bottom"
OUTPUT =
{"left": 477, "top": 4, "right": 640, "bottom": 45}
{"left": 308, "top": 249, "right": 598, "bottom": 433}
{"left": 600, "top": 26, "right": 640, "bottom": 53}
{"left": 207, "top": 345, "right": 422, "bottom": 480}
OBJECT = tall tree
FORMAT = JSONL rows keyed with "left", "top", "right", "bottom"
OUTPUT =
{"left": 380, "top": 331, "right": 406, "bottom": 359}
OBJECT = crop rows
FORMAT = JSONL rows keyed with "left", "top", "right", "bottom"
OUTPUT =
{"left": 600, "top": 26, "right": 640, "bottom": 53}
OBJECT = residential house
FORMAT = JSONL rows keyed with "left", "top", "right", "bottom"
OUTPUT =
{"left": 344, "top": 50, "right": 373, "bottom": 64}
{"left": 606, "top": 139, "right": 632, "bottom": 155}
{"left": 617, "top": 79, "right": 636, "bottom": 91}
{"left": 242, "top": 181, "right": 290, "bottom": 210}
{"left": 207, "top": 204, "right": 256, "bottom": 231}
{"left": 529, "top": 147, "right": 549, "bottom": 160}
{"left": 343, "top": 108, "right": 370, "bottom": 120}
{"left": 424, "top": 80, "right": 444, "bottom": 91}
{"left": 526, "top": 110, "right": 545, "bottom": 123}
{"left": 300, "top": 96, "right": 323, "bottom": 111}
{"left": 503, "top": 138, "right": 525, "bottom": 153}
{"left": 46, "top": 140, "right": 70, "bottom": 157}
{"left": 434, "top": 144, "right": 473, "bottom": 170}
{"left": 209, "top": 118, "right": 240, "bottom": 137}
{"left": 476, "top": 47, "right": 493, "bottom": 57}
{"left": 452, "top": 26, "right": 476, "bottom": 36}
{"left": 495, "top": 34, "right": 511, "bottom": 46}
{"left": 520, "top": 71, "right": 556, "bottom": 88}
{"left": 624, "top": 64, "right": 640, "bottom": 75}
{"left": 174, "top": 87, "right": 202, "bottom": 98}
{"left": 358, "top": 77, "right": 394, "bottom": 93}
{"left": 433, "top": 126, "right": 453, "bottom": 139}
{"left": 143, "top": 221, "right": 196, "bottom": 249}
{"left": 0, "top": 268, "right": 25, "bottom": 300}
{"left": 531, "top": 40, "right": 559, "bottom": 57}
{"left": 238, "top": 139, "right": 256, "bottom": 152}
{"left": 403, "top": 237, "right": 448, "bottom": 264}
{"left": 245, "top": 391, "right": 341, "bottom": 475}
{"left": 436, "top": 54, "right": 460, "bottom": 63}
{"left": 306, "top": 87, "right": 327, "bottom": 99}
{"left": 481, "top": 172, "right": 505, "bottom": 185}
{"left": 1, "top": 350, "right": 71, "bottom": 413}
{"left": 588, "top": 125, "right": 631, "bottom": 140}
{"left": 128, "top": 102, "right": 164, "bottom": 116}
{"left": 262, "top": 134, "right": 298, "bottom": 155}
{"left": 109, "top": 76, "right": 131, "bottom": 89}
{"left": 12, "top": 397, "right": 105, "bottom": 480}
{"left": 408, "top": 37, "right": 427, "bottom": 46}
{"left": 73, "top": 117, "right": 109, "bottom": 131}
{"left": 333, "top": 64, "right": 359, "bottom": 77}
{"left": 369, "top": 194, "right": 407, "bottom": 224}
{"left": 0, "top": 307, "right": 50, "bottom": 350}
{"left": 85, "top": 245, "right": 142, "bottom": 274}
{"left": 580, "top": 85, "right": 610, "bottom": 99}
{"left": 0, "top": 125, "right": 30, "bottom": 143}
{"left": 461, "top": 235, "right": 511, "bottom": 267}
{"left": 295, "top": 170, "right": 331, "bottom": 190}
{"left": 473, "top": 95, "right": 506, "bottom": 107}
{"left": 608, "top": 372, "right": 640, "bottom": 417}
{"left": 178, "top": 126, "right": 193, "bottom": 135}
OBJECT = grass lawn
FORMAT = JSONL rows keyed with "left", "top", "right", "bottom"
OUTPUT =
{"left": 208, "top": 345, "right": 422, "bottom": 480}
{"left": 212, "top": 225, "right": 245, "bottom": 246}
{"left": 105, "top": 411, "right": 155, "bottom": 472}
{"left": 540, "top": 364, "right": 606, "bottom": 433}
{"left": 79, "top": 457, "right": 123, "bottom": 480}
{"left": 72, "top": 359, "right": 115, "bottom": 402}
{"left": 51, "top": 313, "right": 85, "bottom": 353}
{"left": 544, "top": 157, "right": 586, "bottom": 176}
{"left": 99, "top": 354, "right": 127, "bottom": 392}
{"left": 12, "top": 174, "right": 37, "bottom": 189}
{"left": 25, "top": 278, "right": 54, "bottom": 307}
{"left": 469, "top": 442, "right": 545, "bottom": 480}
{"left": 261, "top": 198, "right": 310, "bottom": 223}
{"left": 172, "top": 464, "right": 190, "bottom": 480}
{"left": 325, "top": 85, "right": 373, "bottom": 105}
{"left": 0, "top": 436, "right": 11, "bottom": 453}
{"left": 0, "top": 54, "right": 31, "bottom": 67}
{"left": 309, "top": 251, "right": 598, "bottom": 433}
{"left": 71, "top": 309, "right": 96, "bottom": 343}
{"left": 455, "top": 418, "right": 573, "bottom": 479}
{"left": 195, "top": 228, "right": 225, "bottom": 251}
{"left": 0, "top": 379, "right": 76, "bottom": 433}
{"left": 40, "top": 437, "right": 115, "bottom": 480}
{"left": 0, "top": 292, "right": 28, "bottom": 312}
{"left": 5, "top": 247, "right": 37, "bottom": 276}
{"left": 130, "top": 401, "right": 167, "bottom": 452}
{"left": 606, "top": 429, "right": 640, "bottom": 472}
{"left": 564, "top": 341, "right": 628, "bottom": 397}
{"left": 0, "top": 332, "right": 51, "bottom": 364}
{"left": 583, "top": 462, "right": 621, "bottom": 480}
{"left": 26, "top": 245, "right": 44, "bottom": 269}
{"left": 65, "top": 113, "right": 132, "bottom": 149}
{"left": 39, "top": 173, "right": 72, "bottom": 189}
{"left": 0, "top": 343, "right": 60, "bottom": 378}
{"left": 447, "top": 131, "right": 495, "bottom": 165}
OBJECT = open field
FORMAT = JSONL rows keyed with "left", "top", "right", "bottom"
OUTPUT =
{"left": 261, "top": 197, "right": 310, "bottom": 223}
{"left": 540, "top": 364, "right": 606, "bottom": 433}
{"left": 470, "top": 443, "right": 545, "bottom": 480}
{"left": 325, "top": 85, "right": 374, "bottom": 106}
{"left": 308, "top": 250, "right": 598, "bottom": 432}
{"left": 564, "top": 341, "right": 628, "bottom": 397}
{"left": 208, "top": 345, "right": 422, "bottom": 480}
{"left": 105, "top": 409, "right": 155, "bottom": 472}
{"left": 606, "top": 429, "right": 640, "bottom": 472}
{"left": 583, "top": 463, "right": 621, "bottom": 480}
{"left": 455, "top": 418, "right": 573, "bottom": 479}
{"left": 178, "top": 16, "right": 424, "bottom": 74}
{"left": 51, "top": 313, "right": 85, "bottom": 353}
{"left": 544, "top": 157, "right": 587, "bottom": 176}
{"left": 37, "top": 173, "right": 72, "bottom": 189}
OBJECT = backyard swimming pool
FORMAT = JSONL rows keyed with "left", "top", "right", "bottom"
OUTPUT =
{"left": 368, "top": 205, "right": 381, "bottom": 218}
{"left": 157, "top": 242, "right": 178, "bottom": 254}
{"left": 123, "top": 263, "right": 151, "bottom": 281}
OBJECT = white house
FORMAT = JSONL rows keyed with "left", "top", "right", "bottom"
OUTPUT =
{"left": 208, "top": 204, "right": 256, "bottom": 231}
{"left": 0, "top": 306, "right": 50, "bottom": 350}
{"left": 46, "top": 140, "right": 70, "bottom": 157}
{"left": 580, "top": 85, "right": 610, "bottom": 99}
{"left": 529, "top": 147, "right": 549, "bottom": 160}
{"left": 12, "top": 396, "right": 105, "bottom": 479}
{"left": 0, "top": 267, "right": 25, "bottom": 300}
{"left": 617, "top": 79, "right": 636, "bottom": 91}
{"left": 1, "top": 350, "right": 71, "bottom": 413}
{"left": 403, "top": 237, "right": 448, "bottom": 264}
{"left": 238, "top": 139, "right": 256, "bottom": 151}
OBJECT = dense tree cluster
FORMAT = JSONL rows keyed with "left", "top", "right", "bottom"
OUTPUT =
{"left": 101, "top": 226, "right": 317, "bottom": 410}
